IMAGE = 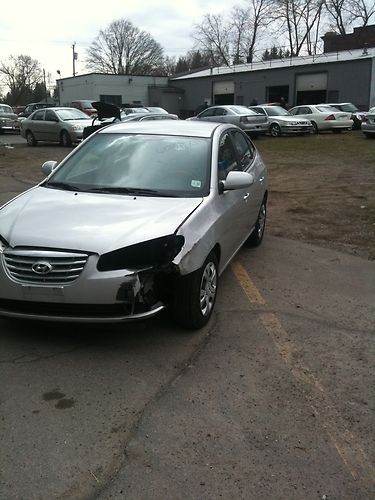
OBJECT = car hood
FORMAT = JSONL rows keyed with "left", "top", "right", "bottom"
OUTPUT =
{"left": 0, "top": 187, "right": 203, "bottom": 254}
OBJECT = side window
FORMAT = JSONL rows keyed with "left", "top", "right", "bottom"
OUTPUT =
{"left": 218, "top": 133, "right": 238, "bottom": 181}
{"left": 215, "top": 108, "right": 227, "bottom": 116}
{"left": 289, "top": 108, "right": 297, "bottom": 115}
{"left": 32, "top": 111, "right": 45, "bottom": 120}
{"left": 231, "top": 131, "right": 255, "bottom": 170}
{"left": 199, "top": 108, "right": 215, "bottom": 118}
{"left": 253, "top": 107, "right": 265, "bottom": 115}
{"left": 45, "top": 110, "right": 57, "bottom": 122}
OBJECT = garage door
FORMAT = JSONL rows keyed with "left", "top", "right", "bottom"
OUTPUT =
{"left": 213, "top": 81, "right": 234, "bottom": 105}
{"left": 296, "top": 73, "right": 327, "bottom": 105}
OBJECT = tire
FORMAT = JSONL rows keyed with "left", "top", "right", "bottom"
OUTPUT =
{"left": 172, "top": 251, "right": 218, "bottom": 329}
{"left": 311, "top": 121, "right": 318, "bottom": 134}
{"left": 245, "top": 197, "right": 267, "bottom": 247}
{"left": 26, "top": 131, "right": 37, "bottom": 146}
{"left": 60, "top": 130, "right": 72, "bottom": 147}
{"left": 269, "top": 123, "right": 281, "bottom": 137}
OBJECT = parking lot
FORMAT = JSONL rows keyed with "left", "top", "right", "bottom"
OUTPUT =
{"left": 0, "top": 131, "right": 374, "bottom": 499}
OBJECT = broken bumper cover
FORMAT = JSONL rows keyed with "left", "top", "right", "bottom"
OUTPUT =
{"left": 0, "top": 254, "right": 169, "bottom": 323}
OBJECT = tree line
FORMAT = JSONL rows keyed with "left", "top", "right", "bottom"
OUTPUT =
{"left": 1, "top": 0, "right": 374, "bottom": 105}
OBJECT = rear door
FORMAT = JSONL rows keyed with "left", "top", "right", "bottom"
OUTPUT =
{"left": 29, "top": 110, "right": 46, "bottom": 140}
{"left": 44, "top": 110, "right": 60, "bottom": 142}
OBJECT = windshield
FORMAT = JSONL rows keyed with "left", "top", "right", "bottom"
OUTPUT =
{"left": 0, "top": 105, "right": 13, "bottom": 114}
{"left": 56, "top": 109, "right": 91, "bottom": 121}
{"left": 122, "top": 108, "right": 150, "bottom": 115}
{"left": 335, "top": 103, "right": 359, "bottom": 112}
{"left": 265, "top": 107, "right": 290, "bottom": 116}
{"left": 44, "top": 133, "right": 210, "bottom": 197}
{"left": 79, "top": 101, "right": 94, "bottom": 109}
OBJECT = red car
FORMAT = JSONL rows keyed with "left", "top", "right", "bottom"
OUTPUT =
{"left": 70, "top": 100, "right": 97, "bottom": 116}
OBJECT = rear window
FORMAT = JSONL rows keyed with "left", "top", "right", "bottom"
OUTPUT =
{"left": 0, "top": 104, "right": 13, "bottom": 114}
{"left": 317, "top": 106, "right": 337, "bottom": 113}
{"left": 229, "top": 106, "right": 256, "bottom": 115}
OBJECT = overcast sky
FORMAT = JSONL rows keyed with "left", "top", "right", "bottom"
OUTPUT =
{"left": 0, "top": 0, "right": 238, "bottom": 89}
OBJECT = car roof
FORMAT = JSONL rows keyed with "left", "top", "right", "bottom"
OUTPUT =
{"left": 98, "top": 120, "right": 226, "bottom": 138}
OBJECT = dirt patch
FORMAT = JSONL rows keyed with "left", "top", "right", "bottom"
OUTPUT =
{"left": 1, "top": 132, "right": 374, "bottom": 259}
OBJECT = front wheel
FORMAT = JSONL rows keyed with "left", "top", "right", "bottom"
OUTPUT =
{"left": 172, "top": 252, "right": 218, "bottom": 329}
{"left": 311, "top": 121, "right": 319, "bottom": 134}
{"left": 60, "top": 130, "right": 72, "bottom": 147}
{"left": 245, "top": 197, "right": 267, "bottom": 247}
{"left": 26, "top": 131, "right": 37, "bottom": 146}
{"left": 269, "top": 123, "right": 281, "bottom": 137}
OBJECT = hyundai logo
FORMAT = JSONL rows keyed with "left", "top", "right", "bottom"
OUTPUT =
{"left": 31, "top": 261, "right": 53, "bottom": 275}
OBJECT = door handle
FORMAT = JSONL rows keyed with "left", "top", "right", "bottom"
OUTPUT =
{"left": 243, "top": 193, "right": 250, "bottom": 200}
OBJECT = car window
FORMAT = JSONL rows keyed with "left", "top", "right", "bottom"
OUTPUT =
{"left": 0, "top": 105, "right": 13, "bottom": 113}
{"left": 218, "top": 132, "right": 239, "bottom": 181}
{"left": 199, "top": 108, "right": 215, "bottom": 118}
{"left": 215, "top": 108, "right": 227, "bottom": 116}
{"left": 298, "top": 107, "right": 312, "bottom": 114}
{"left": 231, "top": 130, "right": 255, "bottom": 170}
{"left": 317, "top": 106, "right": 336, "bottom": 113}
{"left": 32, "top": 110, "right": 45, "bottom": 120}
{"left": 45, "top": 110, "right": 57, "bottom": 122}
{"left": 251, "top": 107, "right": 266, "bottom": 115}
{"left": 55, "top": 109, "right": 90, "bottom": 121}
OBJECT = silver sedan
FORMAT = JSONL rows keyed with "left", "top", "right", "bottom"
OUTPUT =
{"left": 188, "top": 105, "right": 269, "bottom": 137}
{"left": 0, "top": 121, "right": 268, "bottom": 329}
{"left": 20, "top": 107, "right": 92, "bottom": 146}
{"left": 249, "top": 105, "right": 312, "bottom": 137}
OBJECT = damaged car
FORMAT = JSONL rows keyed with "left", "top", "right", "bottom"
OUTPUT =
{"left": 0, "top": 121, "right": 268, "bottom": 329}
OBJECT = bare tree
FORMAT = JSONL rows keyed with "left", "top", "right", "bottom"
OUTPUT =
{"left": 324, "top": 0, "right": 353, "bottom": 34}
{"left": 192, "top": 14, "right": 231, "bottom": 66}
{"left": 347, "top": 0, "right": 375, "bottom": 26}
{"left": 231, "top": 0, "right": 274, "bottom": 63}
{"left": 274, "top": 0, "right": 325, "bottom": 56}
{"left": 86, "top": 19, "right": 165, "bottom": 75}
{"left": 0, "top": 54, "right": 43, "bottom": 105}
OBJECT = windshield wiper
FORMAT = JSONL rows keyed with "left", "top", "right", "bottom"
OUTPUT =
{"left": 86, "top": 186, "right": 179, "bottom": 197}
{"left": 43, "top": 181, "right": 82, "bottom": 191}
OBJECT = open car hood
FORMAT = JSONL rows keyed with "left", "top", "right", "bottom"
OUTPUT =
{"left": 92, "top": 101, "right": 121, "bottom": 121}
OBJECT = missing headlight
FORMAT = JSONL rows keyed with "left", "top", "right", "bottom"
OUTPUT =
{"left": 97, "top": 235, "right": 185, "bottom": 272}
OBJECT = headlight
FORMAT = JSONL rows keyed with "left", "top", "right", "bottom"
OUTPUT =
{"left": 71, "top": 124, "right": 84, "bottom": 131}
{"left": 97, "top": 235, "right": 185, "bottom": 271}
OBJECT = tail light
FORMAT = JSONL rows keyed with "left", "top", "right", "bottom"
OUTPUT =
{"left": 324, "top": 114, "right": 335, "bottom": 121}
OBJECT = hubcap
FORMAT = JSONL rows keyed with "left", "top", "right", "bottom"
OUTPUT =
{"left": 257, "top": 203, "right": 266, "bottom": 237}
{"left": 199, "top": 261, "right": 217, "bottom": 317}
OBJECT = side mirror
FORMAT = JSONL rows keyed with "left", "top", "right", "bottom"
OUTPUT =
{"left": 41, "top": 160, "right": 58, "bottom": 176}
{"left": 222, "top": 171, "right": 254, "bottom": 191}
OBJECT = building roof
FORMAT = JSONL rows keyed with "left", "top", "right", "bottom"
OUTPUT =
{"left": 171, "top": 47, "right": 375, "bottom": 81}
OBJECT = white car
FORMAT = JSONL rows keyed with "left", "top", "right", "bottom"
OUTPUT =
{"left": 289, "top": 105, "right": 353, "bottom": 133}
{"left": 249, "top": 105, "right": 312, "bottom": 137}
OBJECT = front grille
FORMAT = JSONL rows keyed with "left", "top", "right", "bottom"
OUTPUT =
{"left": 3, "top": 248, "right": 88, "bottom": 284}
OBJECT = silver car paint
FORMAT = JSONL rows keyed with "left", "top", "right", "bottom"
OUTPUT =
{"left": 0, "top": 121, "right": 267, "bottom": 322}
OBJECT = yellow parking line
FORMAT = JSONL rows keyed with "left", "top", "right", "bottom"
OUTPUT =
{"left": 230, "top": 261, "right": 266, "bottom": 305}
{"left": 231, "top": 261, "right": 375, "bottom": 493}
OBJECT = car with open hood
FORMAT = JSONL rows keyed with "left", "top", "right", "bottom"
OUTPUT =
{"left": 0, "top": 121, "right": 268, "bottom": 329}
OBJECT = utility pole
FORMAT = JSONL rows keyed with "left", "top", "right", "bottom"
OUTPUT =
{"left": 72, "top": 42, "right": 77, "bottom": 77}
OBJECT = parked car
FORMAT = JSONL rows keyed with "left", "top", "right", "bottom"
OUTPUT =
{"left": 146, "top": 107, "right": 169, "bottom": 114}
{"left": 120, "top": 112, "right": 178, "bottom": 122}
{"left": 18, "top": 102, "right": 53, "bottom": 119}
{"left": 121, "top": 107, "right": 150, "bottom": 115}
{"left": 188, "top": 105, "right": 268, "bottom": 137}
{"left": 288, "top": 105, "right": 353, "bottom": 133}
{"left": 20, "top": 107, "right": 92, "bottom": 146}
{"left": 324, "top": 102, "right": 364, "bottom": 129}
{"left": 249, "top": 105, "right": 312, "bottom": 137}
{"left": 0, "top": 121, "right": 268, "bottom": 329}
{"left": 361, "top": 110, "right": 375, "bottom": 138}
{"left": 0, "top": 104, "right": 19, "bottom": 133}
{"left": 70, "top": 100, "right": 97, "bottom": 117}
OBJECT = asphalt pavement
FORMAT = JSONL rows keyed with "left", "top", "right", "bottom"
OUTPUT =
{"left": 1, "top": 236, "right": 374, "bottom": 500}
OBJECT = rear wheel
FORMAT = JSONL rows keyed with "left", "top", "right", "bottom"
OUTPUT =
{"left": 311, "top": 121, "right": 318, "bottom": 134}
{"left": 26, "top": 131, "right": 37, "bottom": 146}
{"left": 60, "top": 130, "right": 72, "bottom": 147}
{"left": 172, "top": 252, "right": 218, "bottom": 329}
{"left": 245, "top": 197, "right": 267, "bottom": 247}
{"left": 269, "top": 123, "right": 281, "bottom": 137}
